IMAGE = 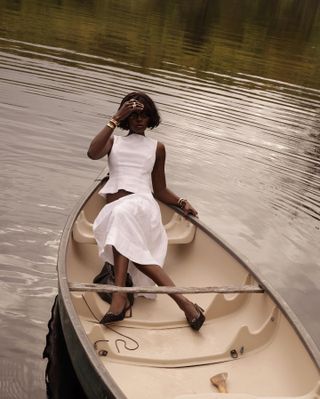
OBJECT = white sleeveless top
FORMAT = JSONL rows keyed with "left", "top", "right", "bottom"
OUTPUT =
{"left": 99, "top": 134, "right": 158, "bottom": 196}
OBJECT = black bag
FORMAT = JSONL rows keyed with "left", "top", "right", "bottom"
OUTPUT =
{"left": 93, "top": 262, "right": 134, "bottom": 305}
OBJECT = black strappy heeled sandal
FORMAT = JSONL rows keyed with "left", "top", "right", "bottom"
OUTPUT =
{"left": 187, "top": 304, "right": 205, "bottom": 331}
{"left": 99, "top": 300, "right": 133, "bottom": 325}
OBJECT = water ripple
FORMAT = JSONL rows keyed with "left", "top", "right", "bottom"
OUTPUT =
{"left": 0, "top": 27, "right": 320, "bottom": 396}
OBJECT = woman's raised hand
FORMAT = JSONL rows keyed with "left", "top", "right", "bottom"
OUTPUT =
{"left": 113, "top": 99, "right": 144, "bottom": 122}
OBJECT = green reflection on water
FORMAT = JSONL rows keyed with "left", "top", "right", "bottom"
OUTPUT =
{"left": 1, "top": 0, "right": 320, "bottom": 88}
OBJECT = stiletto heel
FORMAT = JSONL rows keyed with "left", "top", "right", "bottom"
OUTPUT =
{"left": 126, "top": 305, "right": 132, "bottom": 318}
{"left": 128, "top": 292, "right": 134, "bottom": 309}
{"left": 100, "top": 302, "right": 133, "bottom": 325}
{"left": 187, "top": 303, "right": 205, "bottom": 331}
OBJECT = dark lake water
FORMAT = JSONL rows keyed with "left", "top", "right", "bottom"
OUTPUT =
{"left": 0, "top": 0, "right": 320, "bottom": 397}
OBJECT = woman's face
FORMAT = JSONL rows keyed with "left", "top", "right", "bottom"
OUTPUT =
{"left": 128, "top": 111, "right": 150, "bottom": 134}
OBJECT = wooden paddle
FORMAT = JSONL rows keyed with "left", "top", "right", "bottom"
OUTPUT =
{"left": 69, "top": 282, "right": 264, "bottom": 294}
{"left": 210, "top": 372, "right": 228, "bottom": 393}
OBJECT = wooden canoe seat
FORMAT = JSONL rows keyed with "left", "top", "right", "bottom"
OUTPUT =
{"left": 72, "top": 210, "right": 196, "bottom": 245}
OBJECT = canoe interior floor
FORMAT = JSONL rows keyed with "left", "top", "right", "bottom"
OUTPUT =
{"left": 71, "top": 290, "right": 319, "bottom": 398}
{"left": 65, "top": 191, "right": 320, "bottom": 399}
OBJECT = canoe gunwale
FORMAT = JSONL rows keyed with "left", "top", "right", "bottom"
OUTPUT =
{"left": 57, "top": 171, "right": 320, "bottom": 398}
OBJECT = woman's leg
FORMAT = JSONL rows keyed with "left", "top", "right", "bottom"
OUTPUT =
{"left": 108, "top": 247, "right": 130, "bottom": 314}
{"left": 134, "top": 263, "right": 202, "bottom": 322}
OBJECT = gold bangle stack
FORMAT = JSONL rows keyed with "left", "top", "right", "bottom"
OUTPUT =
{"left": 178, "top": 198, "right": 187, "bottom": 208}
{"left": 107, "top": 118, "right": 119, "bottom": 129}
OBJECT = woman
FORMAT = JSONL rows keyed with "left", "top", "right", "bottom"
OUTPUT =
{"left": 87, "top": 92, "right": 205, "bottom": 330}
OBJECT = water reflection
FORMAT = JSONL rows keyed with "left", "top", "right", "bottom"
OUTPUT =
{"left": 43, "top": 296, "right": 87, "bottom": 399}
{"left": 1, "top": 0, "right": 320, "bottom": 88}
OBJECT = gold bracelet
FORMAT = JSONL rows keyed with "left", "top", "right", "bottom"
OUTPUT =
{"left": 107, "top": 121, "right": 116, "bottom": 129}
{"left": 178, "top": 198, "right": 187, "bottom": 208}
{"left": 110, "top": 118, "right": 119, "bottom": 127}
{"left": 106, "top": 118, "right": 120, "bottom": 130}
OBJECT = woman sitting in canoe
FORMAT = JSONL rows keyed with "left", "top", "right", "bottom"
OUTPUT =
{"left": 87, "top": 92, "right": 205, "bottom": 330}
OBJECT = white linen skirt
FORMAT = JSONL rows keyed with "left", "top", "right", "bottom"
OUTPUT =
{"left": 93, "top": 193, "right": 168, "bottom": 299}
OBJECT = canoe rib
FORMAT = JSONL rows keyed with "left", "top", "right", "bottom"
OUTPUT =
{"left": 69, "top": 282, "right": 264, "bottom": 294}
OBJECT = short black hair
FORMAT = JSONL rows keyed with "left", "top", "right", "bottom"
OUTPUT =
{"left": 118, "top": 92, "right": 161, "bottom": 130}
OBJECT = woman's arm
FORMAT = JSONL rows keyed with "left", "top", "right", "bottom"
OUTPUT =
{"left": 87, "top": 124, "right": 115, "bottom": 160}
{"left": 152, "top": 142, "right": 198, "bottom": 216}
{"left": 87, "top": 99, "right": 143, "bottom": 159}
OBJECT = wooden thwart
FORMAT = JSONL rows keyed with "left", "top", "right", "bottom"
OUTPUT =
{"left": 69, "top": 282, "right": 264, "bottom": 294}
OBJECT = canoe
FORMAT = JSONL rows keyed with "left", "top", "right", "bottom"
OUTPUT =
{"left": 57, "top": 173, "right": 320, "bottom": 399}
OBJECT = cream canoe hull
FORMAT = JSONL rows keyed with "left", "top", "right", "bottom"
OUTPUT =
{"left": 58, "top": 176, "right": 320, "bottom": 399}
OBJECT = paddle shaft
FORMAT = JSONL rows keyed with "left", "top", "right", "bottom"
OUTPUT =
{"left": 69, "top": 282, "right": 264, "bottom": 294}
